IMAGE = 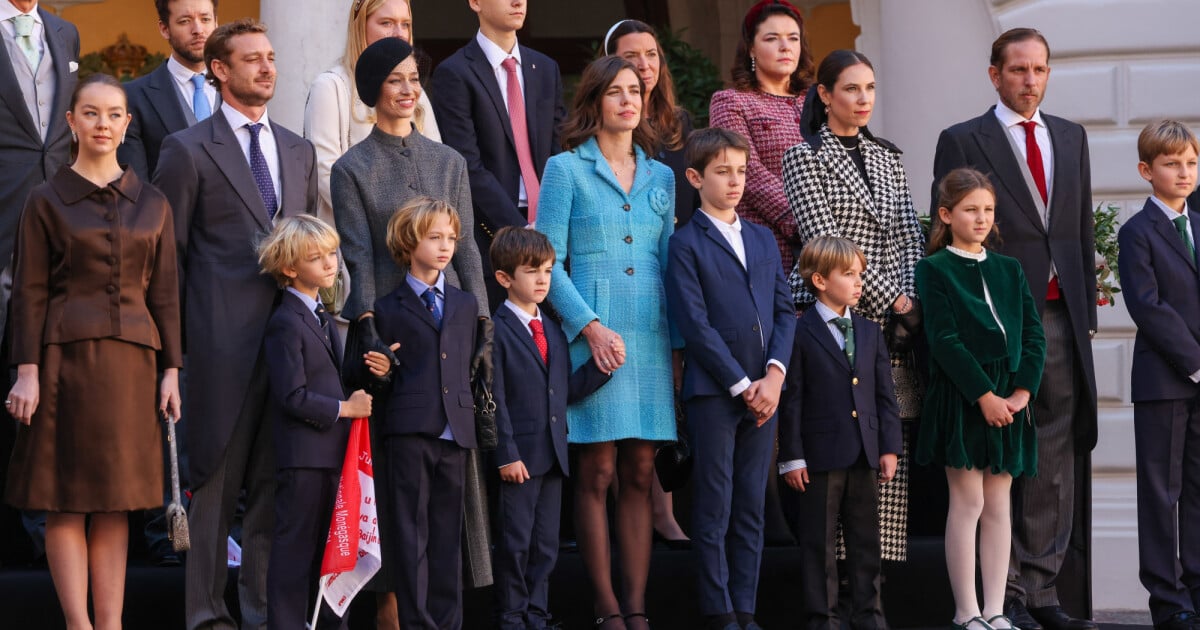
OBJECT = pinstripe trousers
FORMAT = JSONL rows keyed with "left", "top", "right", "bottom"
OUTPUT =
{"left": 1007, "top": 300, "right": 1078, "bottom": 607}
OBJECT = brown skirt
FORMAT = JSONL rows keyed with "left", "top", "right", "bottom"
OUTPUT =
{"left": 6, "top": 338, "right": 163, "bottom": 512}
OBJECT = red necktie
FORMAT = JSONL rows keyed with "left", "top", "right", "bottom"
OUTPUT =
{"left": 1019, "top": 121, "right": 1048, "bottom": 205}
{"left": 501, "top": 57, "right": 540, "bottom": 223}
{"left": 529, "top": 319, "right": 548, "bottom": 364}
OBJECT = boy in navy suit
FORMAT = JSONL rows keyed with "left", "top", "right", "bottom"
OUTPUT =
{"left": 370, "top": 196, "right": 480, "bottom": 630}
{"left": 257, "top": 215, "right": 378, "bottom": 630}
{"left": 488, "top": 226, "right": 611, "bottom": 630}
{"left": 665, "top": 128, "right": 796, "bottom": 630}
{"left": 1116, "top": 120, "right": 1200, "bottom": 630}
{"left": 779, "top": 235, "right": 901, "bottom": 630}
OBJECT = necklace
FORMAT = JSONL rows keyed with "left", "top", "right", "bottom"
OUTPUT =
{"left": 599, "top": 147, "right": 636, "bottom": 177}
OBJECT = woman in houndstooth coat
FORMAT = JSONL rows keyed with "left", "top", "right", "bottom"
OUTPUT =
{"left": 782, "top": 50, "right": 925, "bottom": 562}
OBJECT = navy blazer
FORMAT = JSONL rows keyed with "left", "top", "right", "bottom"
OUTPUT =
{"left": 779, "top": 307, "right": 901, "bottom": 472}
{"left": 429, "top": 37, "right": 564, "bottom": 232}
{"left": 264, "top": 291, "right": 349, "bottom": 469}
{"left": 373, "top": 282, "right": 478, "bottom": 448}
{"left": 120, "top": 61, "right": 219, "bottom": 180}
{"left": 665, "top": 211, "right": 795, "bottom": 400}
{"left": 491, "top": 305, "right": 611, "bottom": 476}
{"left": 1118, "top": 197, "right": 1200, "bottom": 403}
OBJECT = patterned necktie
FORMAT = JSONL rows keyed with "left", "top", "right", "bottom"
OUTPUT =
{"left": 833, "top": 317, "right": 855, "bottom": 368}
{"left": 529, "top": 319, "right": 548, "bottom": 364}
{"left": 422, "top": 288, "right": 442, "bottom": 327}
{"left": 1018, "top": 121, "right": 1048, "bottom": 206}
{"left": 314, "top": 302, "right": 330, "bottom": 331}
{"left": 244, "top": 123, "right": 278, "bottom": 220}
{"left": 500, "top": 56, "right": 540, "bottom": 223}
{"left": 190, "top": 74, "right": 211, "bottom": 121}
{"left": 11, "top": 14, "right": 38, "bottom": 71}
{"left": 1174, "top": 215, "right": 1195, "bottom": 260}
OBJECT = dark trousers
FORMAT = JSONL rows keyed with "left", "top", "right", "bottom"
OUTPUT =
{"left": 267, "top": 467, "right": 347, "bottom": 630}
{"left": 788, "top": 457, "right": 885, "bottom": 630}
{"left": 1009, "top": 299, "right": 1079, "bottom": 608}
{"left": 687, "top": 395, "right": 775, "bottom": 616}
{"left": 495, "top": 470, "right": 563, "bottom": 630}
{"left": 386, "top": 434, "right": 468, "bottom": 630}
{"left": 1134, "top": 397, "right": 1200, "bottom": 622}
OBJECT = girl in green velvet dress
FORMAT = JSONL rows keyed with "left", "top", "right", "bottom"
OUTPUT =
{"left": 914, "top": 168, "right": 1046, "bottom": 630}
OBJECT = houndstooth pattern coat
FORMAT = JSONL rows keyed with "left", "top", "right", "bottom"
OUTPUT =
{"left": 782, "top": 123, "right": 925, "bottom": 561}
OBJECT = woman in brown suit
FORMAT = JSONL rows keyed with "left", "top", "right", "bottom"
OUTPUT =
{"left": 5, "top": 73, "right": 182, "bottom": 630}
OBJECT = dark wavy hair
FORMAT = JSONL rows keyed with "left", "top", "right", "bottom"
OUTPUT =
{"left": 731, "top": 3, "right": 813, "bottom": 95}
{"left": 603, "top": 20, "right": 684, "bottom": 151}
{"left": 560, "top": 56, "right": 659, "bottom": 157}
{"left": 928, "top": 168, "right": 998, "bottom": 255}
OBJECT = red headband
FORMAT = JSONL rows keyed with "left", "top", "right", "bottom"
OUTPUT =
{"left": 742, "top": 0, "right": 803, "bottom": 40}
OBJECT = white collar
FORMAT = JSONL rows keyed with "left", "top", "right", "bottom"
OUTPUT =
{"left": 0, "top": 2, "right": 39, "bottom": 23}
{"left": 813, "top": 300, "right": 848, "bottom": 323}
{"left": 700, "top": 208, "right": 741, "bottom": 233}
{"left": 503, "top": 299, "right": 541, "bottom": 329}
{"left": 1150, "top": 195, "right": 1190, "bottom": 220}
{"left": 221, "top": 101, "right": 271, "bottom": 131}
{"left": 994, "top": 99, "right": 1046, "bottom": 130}
{"left": 167, "top": 55, "right": 207, "bottom": 85}
{"left": 947, "top": 245, "right": 988, "bottom": 261}
{"left": 476, "top": 29, "right": 522, "bottom": 70}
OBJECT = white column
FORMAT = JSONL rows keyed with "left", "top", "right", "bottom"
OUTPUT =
{"left": 259, "top": 0, "right": 347, "bottom": 131}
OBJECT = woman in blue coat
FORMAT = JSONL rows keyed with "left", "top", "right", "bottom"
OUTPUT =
{"left": 538, "top": 55, "right": 677, "bottom": 629}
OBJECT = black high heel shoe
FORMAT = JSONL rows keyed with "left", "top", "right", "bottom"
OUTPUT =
{"left": 595, "top": 613, "right": 624, "bottom": 628}
{"left": 653, "top": 529, "right": 691, "bottom": 551}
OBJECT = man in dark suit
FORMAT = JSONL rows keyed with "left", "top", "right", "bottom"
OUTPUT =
{"left": 429, "top": 0, "right": 565, "bottom": 310}
{"left": 932, "top": 27, "right": 1098, "bottom": 630}
{"left": 0, "top": 0, "right": 77, "bottom": 562}
{"left": 153, "top": 18, "right": 317, "bottom": 630}
{"left": 120, "top": 0, "right": 219, "bottom": 181}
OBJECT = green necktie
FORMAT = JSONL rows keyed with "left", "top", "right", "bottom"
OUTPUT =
{"left": 1174, "top": 215, "right": 1195, "bottom": 260}
{"left": 833, "top": 317, "right": 855, "bottom": 367}
{"left": 11, "top": 14, "right": 38, "bottom": 71}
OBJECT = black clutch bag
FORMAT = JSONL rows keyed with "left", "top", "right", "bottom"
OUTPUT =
{"left": 655, "top": 398, "right": 693, "bottom": 492}
{"left": 471, "top": 318, "right": 498, "bottom": 450}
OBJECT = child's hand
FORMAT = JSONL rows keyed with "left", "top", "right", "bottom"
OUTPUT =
{"left": 782, "top": 467, "right": 809, "bottom": 492}
{"left": 978, "top": 391, "right": 1013, "bottom": 427}
{"left": 364, "top": 343, "right": 401, "bottom": 377}
{"left": 1004, "top": 388, "right": 1032, "bottom": 415}
{"left": 499, "top": 460, "right": 530, "bottom": 484}
{"left": 343, "top": 389, "right": 373, "bottom": 418}
{"left": 878, "top": 453, "right": 898, "bottom": 484}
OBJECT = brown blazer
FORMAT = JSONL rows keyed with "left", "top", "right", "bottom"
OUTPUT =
{"left": 10, "top": 166, "right": 182, "bottom": 369}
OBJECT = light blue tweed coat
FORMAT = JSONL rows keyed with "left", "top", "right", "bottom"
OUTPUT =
{"left": 539, "top": 137, "right": 679, "bottom": 443}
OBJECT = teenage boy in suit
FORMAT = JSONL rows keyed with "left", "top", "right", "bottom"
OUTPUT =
{"left": 488, "top": 226, "right": 611, "bottom": 630}
{"left": 257, "top": 215, "right": 381, "bottom": 630}
{"left": 665, "top": 128, "right": 796, "bottom": 630}
{"left": 371, "top": 196, "right": 479, "bottom": 630}
{"left": 1116, "top": 120, "right": 1200, "bottom": 630}
{"left": 779, "top": 236, "right": 901, "bottom": 630}
{"left": 430, "top": 0, "right": 565, "bottom": 310}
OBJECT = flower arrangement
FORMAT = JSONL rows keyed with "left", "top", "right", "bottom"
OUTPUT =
{"left": 1094, "top": 201, "right": 1121, "bottom": 307}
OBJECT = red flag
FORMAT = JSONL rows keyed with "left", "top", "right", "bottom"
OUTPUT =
{"left": 317, "top": 418, "right": 381, "bottom": 617}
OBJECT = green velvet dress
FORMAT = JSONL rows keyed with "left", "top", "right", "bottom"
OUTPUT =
{"left": 914, "top": 247, "right": 1046, "bottom": 477}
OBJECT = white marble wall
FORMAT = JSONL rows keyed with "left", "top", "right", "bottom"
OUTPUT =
{"left": 852, "top": 0, "right": 1200, "bottom": 611}
{"left": 259, "top": 0, "right": 346, "bottom": 131}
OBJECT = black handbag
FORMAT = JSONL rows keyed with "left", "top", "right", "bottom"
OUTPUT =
{"left": 471, "top": 318, "right": 498, "bottom": 450}
{"left": 655, "top": 398, "right": 693, "bottom": 492}
{"left": 884, "top": 297, "right": 923, "bottom": 355}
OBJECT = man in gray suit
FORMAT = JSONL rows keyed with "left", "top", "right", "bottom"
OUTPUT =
{"left": 0, "top": 0, "right": 77, "bottom": 561}
{"left": 153, "top": 18, "right": 317, "bottom": 630}
{"left": 932, "top": 28, "right": 1099, "bottom": 630}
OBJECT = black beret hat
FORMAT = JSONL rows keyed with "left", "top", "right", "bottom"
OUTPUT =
{"left": 355, "top": 37, "right": 413, "bottom": 108}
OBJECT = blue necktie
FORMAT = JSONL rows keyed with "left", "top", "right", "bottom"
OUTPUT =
{"left": 422, "top": 288, "right": 442, "bottom": 328}
{"left": 245, "top": 123, "right": 278, "bottom": 220}
{"left": 190, "top": 74, "right": 211, "bottom": 121}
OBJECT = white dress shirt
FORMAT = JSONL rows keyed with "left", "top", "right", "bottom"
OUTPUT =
{"left": 220, "top": 102, "right": 281, "bottom": 211}
{"left": 994, "top": 99, "right": 1054, "bottom": 192}
{"left": 166, "top": 55, "right": 217, "bottom": 119}
{"left": 778, "top": 300, "right": 851, "bottom": 475}
{"left": 0, "top": 2, "right": 44, "bottom": 60}
{"left": 475, "top": 30, "right": 530, "bottom": 207}
{"left": 504, "top": 299, "right": 541, "bottom": 330}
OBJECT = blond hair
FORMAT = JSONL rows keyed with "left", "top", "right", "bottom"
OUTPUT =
{"left": 799, "top": 236, "right": 867, "bottom": 293}
{"left": 257, "top": 215, "right": 340, "bottom": 286}
{"left": 385, "top": 196, "right": 461, "bottom": 266}
{"left": 342, "top": 0, "right": 426, "bottom": 131}
{"left": 1138, "top": 119, "right": 1199, "bottom": 165}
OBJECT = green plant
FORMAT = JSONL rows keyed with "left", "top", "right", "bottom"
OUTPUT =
{"left": 657, "top": 27, "right": 724, "bottom": 127}
{"left": 1094, "top": 201, "right": 1121, "bottom": 307}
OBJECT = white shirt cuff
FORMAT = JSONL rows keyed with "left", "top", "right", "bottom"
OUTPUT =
{"left": 778, "top": 459, "right": 807, "bottom": 475}
{"left": 729, "top": 377, "right": 751, "bottom": 397}
{"left": 334, "top": 401, "right": 342, "bottom": 422}
{"left": 766, "top": 359, "right": 787, "bottom": 376}
{"left": 1190, "top": 368, "right": 1200, "bottom": 383}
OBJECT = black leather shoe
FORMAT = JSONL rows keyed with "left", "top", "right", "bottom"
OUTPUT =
{"left": 1028, "top": 605, "right": 1098, "bottom": 630}
{"left": 1154, "top": 611, "right": 1200, "bottom": 630}
{"left": 1005, "top": 599, "right": 1042, "bottom": 630}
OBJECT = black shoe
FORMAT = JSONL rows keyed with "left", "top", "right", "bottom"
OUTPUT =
{"left": 652, "top": 529, "right": 692, "bottom": 551}
{"left": 559, "top": 538, "right": 578, "bottom": 552}
{"left": 743, "top": 622, "right": 765, "bottom": 630}
{"left": 1004, "top": 599, "right": 1042, "bottom": 630}
{"left": 1027, "top": 605, "right": 1098, "bottom": 630}
{"left": 1154, "top": 611, "right": 1200, "bottom": 630}
{"left": 154, "top": 550, "right": 181, "bottom": 567}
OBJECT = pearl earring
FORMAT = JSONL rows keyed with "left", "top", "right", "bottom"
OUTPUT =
{"left": 750, "top": 57, "right": 756, "bottom": 72}
{"left": 70, "top": 129, "right": 77, "bottom": 143}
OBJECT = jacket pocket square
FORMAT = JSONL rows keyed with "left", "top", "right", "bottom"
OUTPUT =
{"left": 69, "top": 61, "right": 78, "bottom": 73}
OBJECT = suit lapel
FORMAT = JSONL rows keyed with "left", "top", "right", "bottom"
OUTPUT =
{"left": 286, "top": 293, "right": 338, "bottom": 365}
{"left": 498, "top": 307, "right": 547, "bottom": 373}
{"left": 973, "top": 110, "right": 1047, "bottom": 233}
{"left": 850, "top": 313, "right": 871, "bottom": 373}
{"left": 42, "top": 10, "right": 74, "bottom": 148}
{"left": 694, "top": 212, "right": 745, "bottom": 273}
{"left": 1045, "top": 116, "right": 1074, "bottom": 232}
{"left": 146, "top": 63, "right": 189, "bottom": 133}
{"left": 202, "top": 111, "right": 270, "bottom": 231}
{"left": 1148, "top": 201, "right": 1197, "bottom": 270}
{"left": 804, "top": 309, "right": 850, "bottom": 371}
{"left": 465, "top": 39, "right": 516, "bottom": 149}
{"left": 399, "top": 285, "right": 440, "bottom": 331}
{"left": 520, "top": 45, "right": 542, "bottom": 160}
{"left": 0, "top": 37, "right": 38, "bottom": 142}
{"left": 820, "top": 127, "right": 878, "bottom": 221}
{"left": 275, "top": 125, "right": 308, "bottom": 219}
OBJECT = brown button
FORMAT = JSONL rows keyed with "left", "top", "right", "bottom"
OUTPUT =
{"left": 625, "top": 267, "right": 634, "bottom": 276}
{"left": 851, "top": 410, "right": 858, "bottom": 419}
{"left": 624, "top": 235, "right": 632, "bottom": 244}
{"left": 106, "top": 285, "right": 116, "bottom": 294}
{"left": 622, "top": 203, "right": 631, "bottom": 211}
{"left": 852, "top": 377, "right": 859, "bottom": 385}
{"left": 108, "top": 256, "right": 117, "bottom": 265}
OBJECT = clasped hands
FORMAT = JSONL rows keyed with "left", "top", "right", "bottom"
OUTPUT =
{"left": 743, "top": 365, "right": 785, "bottom": 427}
{"left": 977, "top": 388, "right": 1032, "bottom": 427}
{"left": 582, "top": 320, "right": 625, "bottom": 375}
